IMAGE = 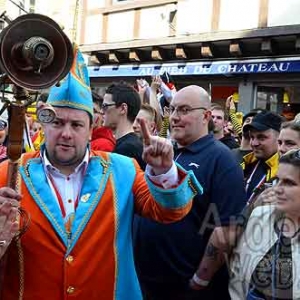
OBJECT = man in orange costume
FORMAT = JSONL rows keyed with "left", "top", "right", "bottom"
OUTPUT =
{"left": 0, "top": 47, "right": 202, "bottom": 300}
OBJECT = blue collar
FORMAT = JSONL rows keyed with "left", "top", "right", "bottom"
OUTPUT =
{"left": 174, "top": 134, "right": 215, "bottom": 154}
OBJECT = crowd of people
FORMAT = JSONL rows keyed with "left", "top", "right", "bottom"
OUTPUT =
{"left": 0, "top": 46, "right": 300, "bottom": 299}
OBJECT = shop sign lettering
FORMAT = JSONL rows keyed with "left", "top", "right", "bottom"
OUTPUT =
{"left": 88, "top": 60, "right": 299, "bottom": 78}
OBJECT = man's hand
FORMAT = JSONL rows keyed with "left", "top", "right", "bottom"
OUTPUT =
{"left": 225, "top": 95, "right": 236, "bottom": 111}
{"left": 255, "top": 186, "right": 277, "bottom": 205}
{"left": 150, "top": 75, "right": 162, "bottom": 92}
{"left": 138, "top": 118, "right": 173, "bottom": 175}
{"left": 136, "top": 79, "right": 149, "bottom": 94}
{"left": 0, "top": 188, "right": 21, "bottom": 259}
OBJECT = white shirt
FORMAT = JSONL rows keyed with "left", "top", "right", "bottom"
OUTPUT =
{"left": 43, "top": 150, "right": 89, "bottom": 219}
{"left": 42, "top": 149, "right": 178, "bottom": 219}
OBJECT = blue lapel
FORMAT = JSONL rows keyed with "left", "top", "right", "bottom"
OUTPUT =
{"left": 67, "top": 156, "right": 111, "bottom": 254}
{"left": 20, "top": 157, "right": 68, "bottom": 246}
{"left": 20, "top": 155, "right": 111, "bottom": 253}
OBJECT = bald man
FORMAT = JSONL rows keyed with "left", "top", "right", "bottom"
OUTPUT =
{"left": 134, "top": 85, "right": 246, "bottom": 299}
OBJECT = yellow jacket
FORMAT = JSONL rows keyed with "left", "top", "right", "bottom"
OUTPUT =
{"left": 241, "top": 151, "right": 279, "bottom": 182}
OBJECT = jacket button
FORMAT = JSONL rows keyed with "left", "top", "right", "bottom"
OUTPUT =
{"left": 66, "top": 255, "right": 74, "bottom": 263}
{"left": 67, "top": 286, "right": 75, "bottom": 294}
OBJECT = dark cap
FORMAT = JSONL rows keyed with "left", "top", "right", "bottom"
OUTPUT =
{"left": 242, "top": 108, "right": 267, "bottom": 124}
{"left": 243, "top": 111, "right": 282, "bottom": 133}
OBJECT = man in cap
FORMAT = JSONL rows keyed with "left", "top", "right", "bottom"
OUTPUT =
{"left": 231, "top": 108, "right": 267, "bottom": 164}
{"left": 241, "top": 111, "right": 282, "bottom": 203}
{"left": 0, "top": 47, "right": 202, "bottom": 299}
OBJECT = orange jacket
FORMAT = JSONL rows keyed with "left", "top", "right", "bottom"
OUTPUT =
{"left": 0, "top": 150, "right": 201, "bottom": 299}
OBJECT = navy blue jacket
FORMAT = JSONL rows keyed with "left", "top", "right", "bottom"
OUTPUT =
{"left": 134, "top": 134, "right": 247, "bottom": 286}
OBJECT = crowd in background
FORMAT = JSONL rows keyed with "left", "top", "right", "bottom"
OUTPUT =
{"left": 1, "top": 72, "right": 300, "bottom": 299}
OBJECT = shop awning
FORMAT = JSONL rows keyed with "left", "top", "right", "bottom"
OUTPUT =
{"left": 88, "top": 57, "right": 300, "bottom": 78}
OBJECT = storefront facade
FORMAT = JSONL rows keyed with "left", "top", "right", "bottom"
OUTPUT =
{"left": 80, "top": 0, "right": 300, "bottom": 118}
{"left": 89, "top": 57, "right": 300, "bottom": 118}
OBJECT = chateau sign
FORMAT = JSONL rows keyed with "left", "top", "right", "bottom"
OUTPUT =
{"left": 88, "top": 59, "right": 300, "bottom": 78}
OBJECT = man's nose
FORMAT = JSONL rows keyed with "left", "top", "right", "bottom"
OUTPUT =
{"left": 169, "top": 112, "right": 179, "bottom": 122}
{"left": 251, "top": 138, "right": 259, "bottom": 147}
{"left": 133, "top": 118, "right": 140, "bottom": 130}
{"left": 274, "top": 184, "right": 284, "bottom": 194}
{"left": 61, "top": 125, "right": 72, "bottom": 138}
{"left": 278, "top": 143, "right": 287, "bottom": 155}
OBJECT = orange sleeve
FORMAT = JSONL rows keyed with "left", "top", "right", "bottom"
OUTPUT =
{"left": 132, "top": 160, "right": 202, "bottom": 223}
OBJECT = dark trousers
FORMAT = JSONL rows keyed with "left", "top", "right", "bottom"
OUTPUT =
{"left": 139, "top": 267, "right": 231, "bottom": 300}
{"left": 141, "top": 282, "right": 210, "bottom": 300}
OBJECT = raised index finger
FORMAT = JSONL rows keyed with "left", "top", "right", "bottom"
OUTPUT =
{"left": 138, "top": 117, "right": 151, "bottom": 146}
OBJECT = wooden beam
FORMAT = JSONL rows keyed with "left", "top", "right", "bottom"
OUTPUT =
{"left": 229, "top": 41, "right": 242, "bottom": 56}
{"left": 258, "top": 0, "right": 269, "bottom": 28}
{"left": 102, "top": 13, "right": 108, "bottom": 43}
{"left": 133, "top": 8, "right": 141, "bottom": 40}
{"left": 151, "top": 48, "right": 163, "bottom": 60}
{"left": 211, "top": 0, "right": 221, "bottom": 31}
{"left": 79, "top": 0, "right": 88, "bottom": 45}
{"left": 129, "top": 50, "right": 141, "bottom": 62}
{"left": 109, "top": 52, "right": 120, "bottom": 63}
{"left": 201, "top": 44, "right": 213, "bottom": 58}
{"left": 175, "top": 46, "right": 187, "bottom": 59}
{"left": 88, "top": 55, "right": 101, "bottom": 66}
{"left": 169, "top": 10, "right": 177, "bottom": 37}
{"left": 261, "top": 38, "right": 272, "bottom": 54}
{"left": 90, "top": 0, "right": 180, "bottom": 15}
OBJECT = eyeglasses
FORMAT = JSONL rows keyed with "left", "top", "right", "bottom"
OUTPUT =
{"left": 169, "top": 106, "right": 207, "bottom": 117}
{"left": 100, "top": 103, "right": 116, "bottom": 112}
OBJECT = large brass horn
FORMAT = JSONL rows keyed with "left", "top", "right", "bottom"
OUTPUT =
{"left": 0, "top": 13, "right": 73, "bottom": 90}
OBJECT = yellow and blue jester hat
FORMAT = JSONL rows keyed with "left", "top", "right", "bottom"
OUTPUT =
{"left": 47, "top": 45, "right": 93, "bottom": 119}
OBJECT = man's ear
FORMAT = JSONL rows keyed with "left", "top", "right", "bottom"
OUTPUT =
{"left": 204, "top": 110, "right": 212, "bottom": 121}
{"left": 120, "top": 103, "right": 128, "bottom": 116}
{"left": 89, "top": 127, "right": 93, "bottom": 141}
{"left": 150, "top": 121, "right": 156, "bottom": 135}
